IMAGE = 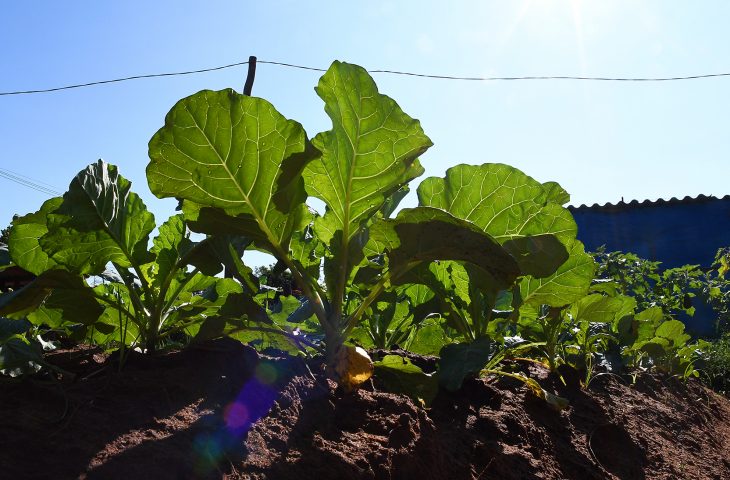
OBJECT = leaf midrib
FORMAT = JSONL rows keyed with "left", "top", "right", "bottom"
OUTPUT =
{"left": 183, "top": 101, "right": 282, "bottom": 248}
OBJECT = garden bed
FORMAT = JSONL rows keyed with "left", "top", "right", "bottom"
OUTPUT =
{"left": 1, "top": 337, "right": 728, "bottom": 480}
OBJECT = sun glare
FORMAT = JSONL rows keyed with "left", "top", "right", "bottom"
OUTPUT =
{"left": 498, "top": 0, "right": 588, "bottom": 72}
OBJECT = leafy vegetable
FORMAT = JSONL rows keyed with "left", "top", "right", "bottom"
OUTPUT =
{"left": 4, "top": 57, "right": 713, "bottom": 407}
{"left": 144, "top": 61, "right": 522, "bottom": 386}
{"left": 1, "top": 161, "right": 260, "bottom": 354}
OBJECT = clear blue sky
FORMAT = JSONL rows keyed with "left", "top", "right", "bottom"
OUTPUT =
{"left": 2, "top": 1, "right": 729, "bottom": 266}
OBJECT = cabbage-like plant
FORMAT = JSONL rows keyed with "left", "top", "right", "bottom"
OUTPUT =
{"left": 0, "top": 161, "right": 262, "bottom": 354}
{"left": 144, "top": 61, "right": 526, "bottom": 386}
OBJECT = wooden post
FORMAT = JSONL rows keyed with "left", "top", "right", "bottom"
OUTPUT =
{"left": 243, "top": 56, "right": 257, "bottom": 96}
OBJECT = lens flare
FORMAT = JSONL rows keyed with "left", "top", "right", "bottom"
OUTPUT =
{"left": 191, "top": 364, "right": 281, "bottom": 475}
{"left": 224, "top": 378, "right": 278, "bottom": 436}
{"left": 224, "top": 402, "right": 251, "bottom": 430}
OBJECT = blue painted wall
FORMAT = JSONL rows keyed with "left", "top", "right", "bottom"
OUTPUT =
{"left": 569, "top": 195, "right": 730, "bottom": 336}
{"left": 571, "top": 195, "right": 730, "bottom": 268}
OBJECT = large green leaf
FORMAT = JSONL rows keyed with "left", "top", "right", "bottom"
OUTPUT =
{"left": 147, "top": 89, "right": 317, "bottom": 255}
{"left": 407, "top": 318, "right": 451, "bottom": 356}
{"left": 518, "top": 239, "right": 596, "bottom": 307}
{"left": 655, "top": 319, "right": 691, "bottom": 347}
{"left": 438, "top": 337, "right": 495, "bottom": 391}
{"left": 367, "top": 207, "right": 519, "bottom": 287}
{"left": 0, "top": 270, "right": 102, "bottom": 323}
{"left": 38, "top": 161, "right": 155, "bottom": 275}
{"left": 304, "top": 61, "right": 432, "bottom": 289}
{"left": 417, "top": 163, "right": 574, "bottom": 278}
{"left": 374, "top": 355, "right": 439, "bottom": 406}
{"left": 8, "top": 197, "right": 62, "bottom": 275}
{"left": 568, "top": 294, "right": 637, "bottom": 325}
{"left": 29, "top": 281, "right": 104, "bottom": 327}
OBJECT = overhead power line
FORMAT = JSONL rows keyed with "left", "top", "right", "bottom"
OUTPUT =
{"left": 0, "top": 168, "right": 62, "bottom": 196}
{"left": 0, "top": 60, "right": 252, "bottom": 96}
{"left": 3, "top": 59, "right": 730, "bottom": 96}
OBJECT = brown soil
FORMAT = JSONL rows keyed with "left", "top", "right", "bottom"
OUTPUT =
{"left": 1, "top": 338, "right": 728, "bottom": 480}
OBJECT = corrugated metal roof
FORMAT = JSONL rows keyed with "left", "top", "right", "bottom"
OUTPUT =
{"left": 569, "top": 194, "right": 730, "bottom": 212}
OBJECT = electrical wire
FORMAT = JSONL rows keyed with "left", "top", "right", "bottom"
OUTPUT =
{"left": 368, "top": 71, "right": 730, "bottom": 82}
{"left": 0, "top": 60, "right": 251, "bottom": 96}
{"left": 3, "top": 58, "right": 730, "bottom": 194}
{"left": 2, "top": 59, "right": 730, "bottom": 96}
{"left": 0, "top": 168, "right": 62, "bottom": 196}
{"left": 0, "top": 167, "right": 60, "bottom": 191}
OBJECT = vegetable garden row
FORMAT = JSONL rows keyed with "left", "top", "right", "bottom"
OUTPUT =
{"left": 0, "top": 61, "right": 727, "bottom": 408}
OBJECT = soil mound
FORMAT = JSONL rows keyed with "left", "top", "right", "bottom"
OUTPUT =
{"left": 1, "top": 338, "right": 728, "bottom": 479}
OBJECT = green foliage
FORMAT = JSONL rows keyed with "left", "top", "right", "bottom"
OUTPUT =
{"left": 0, "top": 317, "right": 45, "bottom": 377}
{"left": 592, "top": 247, "right": 730, "bottom": 330}
{"left": 373, "top": 354, "right": 438, "bottom": 406}
{"left": 254, "top": 264, "right": 295, "bottom": 292}
{"left": 587, "top": 247, "right": 730, "bottom": 388}
{"left": 704, "top": 332, "right": 730, "bottom": 394}
{"left": 5, "top": 58, "right": 718, "bottom": 404}
{"left": 708, "top": 248, "right": 730, "bottom": 332}
{"left": 591, "top": 247, "right": 730, "bottom": 386}
{"left": 617, "top": 308, "right": 707, "bottom": 381}
{"left": 0, "top": 217, "right": 15, "bottom": 245}
{"left": 144, "top": 61, "right": 526, "bottom": 384}
{"left": 438, "top": 337, "right": 496, "bottom": 391}
{"left": 0, "top": 161, "right": 264, "bottom": 354}
{"left": 515, "top": 282, "right": 708, "bottom": 384}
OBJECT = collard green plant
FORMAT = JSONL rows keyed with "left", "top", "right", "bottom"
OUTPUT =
{"left": 413, "top": 163, "right": 594, "bottom": 335}
{"left": 393, "top": 163, "right": 590, "bottom": 391}
{"left": 9, "top": 58, "right": 707, "bottom": 403}
{"left": 514, "top": 293, "right": 633, "bottom": 383}
{"left": 144, "top": 61, "right": 528, "bottom": 387}
{"left": 0, "top": 161, "right": 266, "bottom": 354}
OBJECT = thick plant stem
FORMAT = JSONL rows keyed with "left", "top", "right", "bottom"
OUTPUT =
{"left": 146, "top": 309, "right": 161, "bottom": 354}
{"left": 324, "top": 326, "right": 345, "bottom": 379}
